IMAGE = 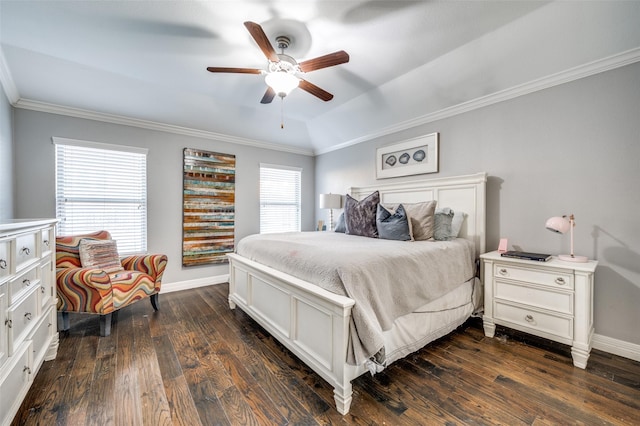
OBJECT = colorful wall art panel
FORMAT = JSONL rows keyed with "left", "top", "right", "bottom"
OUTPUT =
{"left": 183, "top": 148, "right": 235, "bottom": 266}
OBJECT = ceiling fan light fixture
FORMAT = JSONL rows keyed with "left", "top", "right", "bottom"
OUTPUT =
{"left": 265, "top": 71, "right": 299, "bottom": 97}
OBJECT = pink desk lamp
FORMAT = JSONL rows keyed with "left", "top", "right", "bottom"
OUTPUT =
{"left": 545, "top": 214, "right": 588, "bottom": 262}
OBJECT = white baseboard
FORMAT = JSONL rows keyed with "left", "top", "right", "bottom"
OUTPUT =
{"left": 160, "top": 274, "right": 229, "bottom": 294}
{"left": 592, "top": 333, "right": 640, "bottom": 363}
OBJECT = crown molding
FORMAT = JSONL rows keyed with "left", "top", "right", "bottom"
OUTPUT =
{"left": 0, "top": 46, "right": 19, "bottom": 104}
{"left": 6, "top": 45, "right": 639, "bottom": 157}
{"left": 314, "top": 47, "right": 640, "bottom": 156}
{"left": 13, "top": 98, "right": 315, "bottom": 156}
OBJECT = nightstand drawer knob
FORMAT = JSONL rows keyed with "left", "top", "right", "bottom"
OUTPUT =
{"left": 499, "top": 268, "right": 508, "bottom": 276}
{"left": 555, "top": 277, "right": 566, "bottom": 285}
{"left": 525, "top": 314, "right": 534, "bottom": 323}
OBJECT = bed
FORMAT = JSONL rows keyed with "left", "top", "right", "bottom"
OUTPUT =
{"left": 227, "top": 172, "right": 487, "bottom": 414}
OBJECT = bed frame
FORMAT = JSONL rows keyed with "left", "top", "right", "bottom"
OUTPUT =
{"left": 227, "top": 172, "right": 487, "bottom": 414}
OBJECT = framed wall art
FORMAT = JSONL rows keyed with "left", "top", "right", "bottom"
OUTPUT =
{"left": 376, "top": 132, "right": 439, "bottom": 179}
{"left": 183, "top": 148, "right": 235, "bottom": 266}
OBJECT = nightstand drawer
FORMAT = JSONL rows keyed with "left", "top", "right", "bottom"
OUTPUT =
{"left": 494, "top": 302, "right": 573, "bottom": 340}
{"left": 495, "top": 281, "right": 573, "bottom": 314}
{"left": 494, "top": 264, "right": 573, "bottom": 290}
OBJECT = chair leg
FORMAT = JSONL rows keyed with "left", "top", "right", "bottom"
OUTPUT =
{"left": 100, "top": 313, "right": 112, "bottom": 337}
{"left": 57, "top": 312, "right": 70, "bottom": 331}
{"left": 150, "top": 293, "right": 159, "bottom": 311}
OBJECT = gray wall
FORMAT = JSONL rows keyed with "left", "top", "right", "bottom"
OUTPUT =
{"left": 0, "top": 84, "right": 13, "bottom": 220}
{"left": 13, "top": 109, "right": 315, "bottom": 284}
{"left": 315, "top": 62, "right": 640, "bottom": 346}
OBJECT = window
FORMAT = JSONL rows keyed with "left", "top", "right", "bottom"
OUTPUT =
{"left": 54, "top": 137, "right": 148, "bottom": 254}
{"left": 260, "top": 164, "right": 301, "bottom": 233}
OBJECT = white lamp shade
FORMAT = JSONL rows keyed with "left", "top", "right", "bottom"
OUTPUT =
{"left": 319, "top": 193, "right": 342, "bottom": 209}
{"left": 265, "top": 72, "right": 299, "bottom": 96}
{"left": 545, "top": 216, "right": 571, "bottom": 234}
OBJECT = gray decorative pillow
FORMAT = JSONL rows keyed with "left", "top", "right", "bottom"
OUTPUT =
{"left": 434, "top": 207, "right": 455, "bottom": 241}
{"left": 344, "top": 191, "right": 379, "bottom": 238}
{"left": 376, "top": 204, "right": 411, "bottom": 241}
{"left": 334, "top": 212, "right": 346, "bottom": 233}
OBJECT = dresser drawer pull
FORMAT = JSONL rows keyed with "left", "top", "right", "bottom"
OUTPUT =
{"left": 23, "top": 278, "right": 31, "bottom": 287}
{"left": 41, "top": 286, "right": 45, "bottom": 293}
{"left": 5, "top": 318, "right": 11, "bottom": 328}
{"left": 24, "top": 312, "right": 32, "bottom": 321}
{"left": 43, "top": 239, "right": 50, "bottom": 247}
{"left": 555, "top": 277, "right": 566, "bottom": 285}
{"left": 20, "top": 247, "right": 31, "bottom": 256}
{"left": 0, "top": 259, "right": 6, "bottom": 269}
{"left": 525, "top": 314, "right": 535, "bottom": 323}
{"left": 498, "top": 268, "right": 508, "bottom": 276}
{"left": 23, "top": 366, "right": 32, "bottom": 374}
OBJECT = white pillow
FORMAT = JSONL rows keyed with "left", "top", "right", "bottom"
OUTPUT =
{"left": 79, "top": 239, "right": 124, "bottom": 273}
{"left": 450, "top": 211, "right": 468, "bottom": 238}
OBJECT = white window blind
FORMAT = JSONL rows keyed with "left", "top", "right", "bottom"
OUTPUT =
{"left": 54, "top": 138, "right": 148, "bottom": 254}
{"left": 260, "top": 164, "right": 301, "bottom": 234}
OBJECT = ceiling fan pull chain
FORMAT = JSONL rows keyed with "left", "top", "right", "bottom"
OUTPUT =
{"left": 281, "top": 97, "right": 285, "bottom": 129}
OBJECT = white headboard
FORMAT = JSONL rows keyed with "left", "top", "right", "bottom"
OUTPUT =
{"left": 349, "top": 172, "right": 487, "bottom": 255}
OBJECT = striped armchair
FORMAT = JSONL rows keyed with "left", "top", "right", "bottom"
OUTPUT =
{"left": 56, "top": 230, "right": 168, "bottom": 336}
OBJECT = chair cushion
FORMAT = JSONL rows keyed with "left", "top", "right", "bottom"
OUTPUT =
{"left": 79, "top": 239, "right": 124, "bottom": 273}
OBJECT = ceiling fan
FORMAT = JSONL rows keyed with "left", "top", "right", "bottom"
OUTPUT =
{"left": 207, "top": 21, "right": 349, "bottom": 104}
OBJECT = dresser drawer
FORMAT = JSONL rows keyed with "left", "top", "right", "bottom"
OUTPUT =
{"left": 41, "top": 228, "right": 54, "bottom": 259}
{"left": 15, "top": 232, "right": 38, "bottom": 271}
{"left": 39, "top": 261, "right": 54, "bottom": 309}
{"left": 0, "top": 283, "right": 7, "bottom": 366}
{"left": 9, "top": 264, "right": 39, "bottom": 306}
{"left": 494, "top": 302, "right": 573, "bottom": 341}
{"left": 0, "top": 341, "right": 33, "bottom": 425}
{"left": 494, "top": 263, "right": 573, "bottom": 290}
{"left": 7, "top": 285, "right": 40, "bottom": 356}
{"left": 495, "top": 281, "right": 573, "bottom": 315}
{"left": 29, "top": 306, "right": 56, "bottom": 369}
{"left": 0, "top": 238, "right": 10, "bottom": 279}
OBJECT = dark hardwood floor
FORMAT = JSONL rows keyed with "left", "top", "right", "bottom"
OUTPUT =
{"left": 12, "top": 283, "right": 640, "bottom": 425}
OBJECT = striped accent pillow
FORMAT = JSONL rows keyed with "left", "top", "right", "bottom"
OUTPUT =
{"left": 79, "top": 239, "right": 124, "bottom": 273}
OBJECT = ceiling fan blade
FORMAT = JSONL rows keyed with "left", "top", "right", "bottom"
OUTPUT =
{"left": 298, "top": 50, "right": 350, "bottom": 73}
{"left": 260, "top": 87, "right": 276, "bottom": 104}
{"left": 244, "top": 21, "right": 279, "bottom": 62}
{"left": 298, "top": 79, "right": 333, "bottom": 102}
{"left": 206, "top": 67, "right": 262, "bottom": 74}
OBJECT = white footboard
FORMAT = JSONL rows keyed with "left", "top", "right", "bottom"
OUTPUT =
{"left": 227, "top": 253, "right": 364, "bottom": 414}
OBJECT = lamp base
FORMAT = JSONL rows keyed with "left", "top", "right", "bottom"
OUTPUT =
{"left": 558, "top": 254, "right": 588, "bottom": 263}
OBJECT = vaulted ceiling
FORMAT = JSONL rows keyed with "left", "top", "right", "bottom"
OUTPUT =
{"left": 1, "top": 1, "right": 639, "bottom": 155}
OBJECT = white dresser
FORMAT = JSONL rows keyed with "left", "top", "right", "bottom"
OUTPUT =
{"left": 0, "top": 219, "right": 59, "bottom": 426}
{"left": 481, "top": 250, "right": 597, "bottom": 369}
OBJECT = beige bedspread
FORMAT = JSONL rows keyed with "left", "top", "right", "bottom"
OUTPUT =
{"left": 236, "top": 231, "right": 476, "bottom": 365}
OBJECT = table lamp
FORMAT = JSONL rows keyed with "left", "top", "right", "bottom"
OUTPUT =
{"left": 545, "top": 214, "right": 588, "bottom": 262}
{"left": 319, "top": 193, "right": 342, "bottom": 231}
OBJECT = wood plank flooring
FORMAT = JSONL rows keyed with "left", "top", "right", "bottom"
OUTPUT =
{"left": 12, "top": 283, "right": 640, "bottom": 425}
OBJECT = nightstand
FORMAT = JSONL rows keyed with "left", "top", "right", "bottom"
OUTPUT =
{"left": 480, "top": 250, "right": 598, "bottom": 368}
